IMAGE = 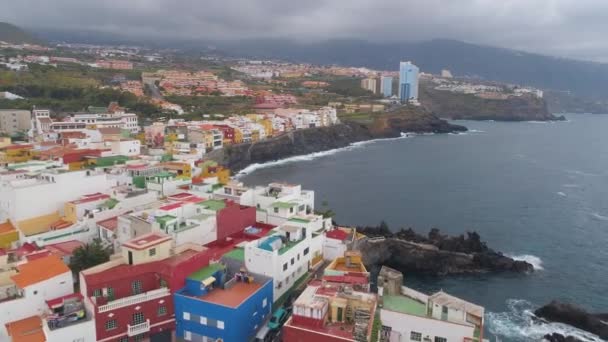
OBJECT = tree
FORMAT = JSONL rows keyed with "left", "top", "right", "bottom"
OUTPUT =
{"left": 69, "top": 239, "right": 111, "bottom": 276}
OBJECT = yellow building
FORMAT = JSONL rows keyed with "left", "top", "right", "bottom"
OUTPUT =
{"left": 0, "top": 144, "right": 35, "bottom": 164}
{"left": 161, "top": 162, "right": 193, "bottom": 178}
{"left": 260, "top": 119, "right": 273, "bottom": 137}
{"left": 251, "top": 129, "right": 261, "bottom": 143}
{"left": 233, "top": 128, "right": 243, "bottom": 144}
{"left": 0, "top": 221, "right": 19, "bottom": 249}
{"left": 198, "top": 161, "right": 231, "bottom": 185}
{"left": 0, "top": 137, "right": 11, "bottom": 149}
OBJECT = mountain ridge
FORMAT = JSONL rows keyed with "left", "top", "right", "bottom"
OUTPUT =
{"left": 0, "top": 22, "right": 44, "bottom": 45}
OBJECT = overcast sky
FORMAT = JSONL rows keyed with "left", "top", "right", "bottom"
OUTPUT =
{"left": 3, "top": 0, "right": 608, "bottom": 62}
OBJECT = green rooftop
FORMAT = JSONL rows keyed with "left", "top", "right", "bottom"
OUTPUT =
{"left": 90, "top": 155, "right": 130, "bottom": 167}
{"left": 271, "top": 201, "right": 297, "bottom": 209}
{"left": 87, "top": 106, "right": 107, "bottom": 114}
{"left": 189, "top": 263, "right": 225, "bottom": 281}
{"left": 382, "top": 295, "right": 427, "bottom": 317}
{"left": 103, "top": 198, "right": 119, "bottom": 209}
{"left": 197, "top": 199, "right": 226, "bottom": 211}
{"left": 223, "top": 248, "right": 245, "bottom": 262}
{"left": 155, "top": 215, "right": 176, "bottom": 226}
{"left": 152, "top": 171, "right": 174, "bottom": 179}
{"left": 288, "top": 217, "right": 310, "bottom": 224}
{"left": 7, "top": 162, "right": 48, "bottom": 170}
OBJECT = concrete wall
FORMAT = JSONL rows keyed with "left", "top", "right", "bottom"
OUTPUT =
{"left": 380, "top": 308, "right": 474, "bottom": 342}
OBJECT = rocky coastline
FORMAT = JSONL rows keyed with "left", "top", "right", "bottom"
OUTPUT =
{"left": 535, "top": 301, "right": 608, "bottom": 341}
{"left": 207, "top": 107, "right": 466, "bottom": 172}
{"left": 354, "top": 224, "right": 534, "bottom": 276}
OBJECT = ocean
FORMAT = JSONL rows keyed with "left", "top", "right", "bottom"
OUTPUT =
{"left": 239, "top": 114, "right": 608, "bottom": 341}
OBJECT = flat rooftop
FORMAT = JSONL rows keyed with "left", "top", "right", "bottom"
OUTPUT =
{"left": 197, "top": 281, "right": 262, "bottom": 308}
{"left": 382, "top": 294, "right": 427, "bottom": 316}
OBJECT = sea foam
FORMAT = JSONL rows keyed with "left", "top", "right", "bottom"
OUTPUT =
{"left": 486, "top": 299, "right": 603, "bottom": 342}
{"left": 506, "top": 254, "right": 544, "bottom": 270}
{"left": 236, "top": 133, "right": 413, "bottom": 178}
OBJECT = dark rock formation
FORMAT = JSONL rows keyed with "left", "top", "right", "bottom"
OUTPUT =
{"left": 420, "top": 82, "right": 565, "bottom": 121}
{"left": 207, "top": 108, "right": 466, "bottom": 172}
{"left": 355, "top": 225, "right": 534, "bottom": 276}
{"left": 535, "top": 301, "right": 608, "bottom": 340}
{"left": 543, "top": 333, "right": 584, "bottom": 342}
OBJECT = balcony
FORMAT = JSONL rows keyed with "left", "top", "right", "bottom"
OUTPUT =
{"left": 97, "top": 287, "right": 170, "bottom": 313}
{"left": 128, "top": 319, "right": 150, "bottom": 336}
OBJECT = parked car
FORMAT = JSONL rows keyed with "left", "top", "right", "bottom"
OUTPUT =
{"left": 268, "top": 308, "right": 288, "bottom": 330}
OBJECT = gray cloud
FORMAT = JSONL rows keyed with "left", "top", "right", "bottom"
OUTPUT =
{"left": 3, "top": 0, "right": 608, "bottom": 61}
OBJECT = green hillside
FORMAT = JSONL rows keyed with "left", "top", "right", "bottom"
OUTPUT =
{"left": 0, "top": 22, "right": 43, "bottom": 45}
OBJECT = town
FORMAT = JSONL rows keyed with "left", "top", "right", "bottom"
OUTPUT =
{"left": 0, "top": 104, "right": 487, "bottom": 342}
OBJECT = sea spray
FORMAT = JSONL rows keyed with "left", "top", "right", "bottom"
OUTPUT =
{"left": 486, "top": 299, "right": 603, "bottom": 342}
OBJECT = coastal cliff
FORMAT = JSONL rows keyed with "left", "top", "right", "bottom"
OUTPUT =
{"left": 354, "top": 226, "right": 533, "bottom": 276}
{"left": 207, "top": 107, "right": 466, "bottom": 172}
{"left": 419, "top": 82, "right": 565, "bottom": 121}
{"left": 535, "top": 301, "right": 608, "bottom": 340}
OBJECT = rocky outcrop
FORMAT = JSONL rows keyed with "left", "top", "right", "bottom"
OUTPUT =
{"left": 207, "top": 108, "right": 466, "bottom": 172}
{"left": 355, "top": 226, "right": 533, "bottom": 276}
{"left": 535, "top": 301, "right": 608, "bottom": 340}
{"left": 419, "top": 82, "right": 565, "bottom": 121}
{"left": 543, "top": 333, "right": 584, "bottom": 342}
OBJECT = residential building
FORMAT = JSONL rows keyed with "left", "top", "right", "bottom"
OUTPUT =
{"left": 79, "top": 233, "right": 212, "bottom": 342}
{"left": 0, "top": 110, "right": 31, "bottom": 136}
{"left": 361, "top": 78, "right": 378, "bottom": 94}
{"left": 322, "top": 227, "right": 358, "bottom": 261}
{"left": 399, "top": 61, "right": 420, "bottom": 103}
{"left": 283, "top": 280, "right": 378, "bottom": 342}
{"left": 381, "top": 76, "right": 393, "bottom": 97}
{"left": 377, "top": 266, "right": 484, "bottom": 342}
{"left": 322, "top": 251, "right": 370, "bottom": 292}
{"left": 238, "top": 183, "right": 315, "bottom": 225}
{"left": 244, "top": 221, "right": 325, "bottom": 302}
{"left": 0, "top": 255, "right": 73, "bottom": 340}
{"left": 174, "top": 263, "right": 273, "bottom": 342}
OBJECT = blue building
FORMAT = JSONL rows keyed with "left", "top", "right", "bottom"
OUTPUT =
{"left": 381, "top": 76, "right": 393, "bottom": 97}
{"left": 175, "top": 262, "right": 273, "bottom": 342}
{"left": 398, "top": 61, "right": 419, "bottom": 103}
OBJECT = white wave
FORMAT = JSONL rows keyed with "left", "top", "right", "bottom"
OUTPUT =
{"left": 236, "top": 134, "right": 413, "bottom": 177}
{"left": 468, "top": 129, "right": 485, "bottom": 133}
{"left": 591, "top": 212, "right": 608, "bottom": 221}
{"left": 506, "top": 254, "right": 544, "bottom": 270}
{"left": 562, "top": 184, "right": 580, "bottom": 188}
{"left": 528, "top": 121, "right": 550, "bottom": 124}
{"left": 486, "top": 299, "right": 603, "bottom": 342}
{"left": 556, "top": 192, "right": 567, "bottom": 197}
{"left": 565, "top": 169, "right": 599, "bottom": 177}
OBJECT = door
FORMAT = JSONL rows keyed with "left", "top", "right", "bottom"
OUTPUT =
{"left": 337, "top": 307, "right": 343, "bottom": 322}
{"left": 128, "top": 251, "right": 133, "bottom": 265}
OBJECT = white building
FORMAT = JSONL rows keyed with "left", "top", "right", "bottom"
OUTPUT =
{"left": 68, "top": 111, "right": 139, "bottom": 133}
{"left": 110, "top": 139, "right": 141, "bottom": 156}
{"left": 0, "top": 255, "right": 73, "bottom": 340}
{"left": 238, "top": 182, "right": 315, "bottom": 225}
{"left": 0, "top": 169, "right": 113, "bottom": 223}
{"left": 377, "top": 266, "right": 484, "bottom": 342}
{"left": 245, "top": 222, "right": 324, "bottom": 302}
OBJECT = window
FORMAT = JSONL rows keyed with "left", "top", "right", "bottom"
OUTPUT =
{"left": 297, "top": 254, "right": 300, "bottom": 261}
{"left": 291, "top": 258, "right": 295, "bottom": 265}
{"left": 158, "top": 305, "right": 167, "bottom": 316}
{"left": 93, "top": 289, "right": 102, "bottom": 298}
{"left": 217, "top": 320, "right": 224, "bottom": 329}
{"left": 289, "top": 207, "right": 294, "bottom": 213}
{"left": 303, "top": 247, "right": 309, "bottom": 255}
{"left": 149, "top": 248, "right": 156, "bottom": 256}
{"left": 132, "top": 312, "right": 145, "bottom": 325}
{"left": 183, "top": 312, "right": 191, "bottom": 320}
{"left": 410, "top": 331, "right": 422, "bottom": 341}
{"left": 442, "top": 306, "right": 448, "bottom": 314}
{"left": 160, "top": 279, "right": 168, "bottom": 288}
{"left": 33, "top": 291, "right": 38, "bottom": 295}
{"left": 263, "top": 298, "right": 268, "bottom": 308}
{"left": 200, "top": 316, "right": 207, "bottom": 325}
{"left": 283, "top": 263, "right": 287, "bottom": 271}
{"left": 105, "top": 319, "right": 117, "bottom": 331}
{"left": 434, "top": 338, "right": 447, "bottom": 342}
{"left": 132, "top": 280, "right": 143, "bottom": 295}
{"left": 134, "top": 334, "right": 145, "bottom": 342}
{"left": 119, "top": 338, "right": 128, "bottom": 342}
{"left": 274, "top": 207, "right": 279, "bottom": 213}
{"left": 107, "top": 287, "right": 115, "bottom": 300}
{"left": 184, "top": 331, "right": 192, "bottom": 341}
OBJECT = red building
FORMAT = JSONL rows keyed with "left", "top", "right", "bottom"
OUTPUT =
{"left": 213, "top": 124, "right": 236, "bottom": 144}
{"left": 216, "top": 201, "right": 256, "bottom": 241}
{"left": 80, "top": 233, "right": 212, "bottom": 342}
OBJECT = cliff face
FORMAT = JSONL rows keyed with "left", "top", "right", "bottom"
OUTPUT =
{"left": 208, "top": 108, "right": 466, "bottom": 172}
{"left": 535, "top": 301, "right": 608, "bottom": 340}
{"left": 419, "top": 83, "right": 565, "bottom": 121}
{"left": 354, "top": 227, "right": 533, "bottom": 276}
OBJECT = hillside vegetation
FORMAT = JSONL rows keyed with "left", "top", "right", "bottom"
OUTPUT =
{"left": 0, "top": 22, "right": 43, "bottom": 45}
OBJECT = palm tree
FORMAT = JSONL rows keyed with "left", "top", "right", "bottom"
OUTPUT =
{"left": 69, "top": 239, "right": 111, "bottom": 277}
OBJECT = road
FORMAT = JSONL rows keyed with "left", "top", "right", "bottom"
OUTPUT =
{"left": 142, "top": 78, "right": 163, "bottom": 100}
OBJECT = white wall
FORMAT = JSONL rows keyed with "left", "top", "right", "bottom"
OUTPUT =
{"left": 43, "top": 313, "right": 96, "bottom": 342}
{"left": 380, "top": 308, "right": 474, "bottom": 342}
{"left": 0, "top": 271, "right": 73, "bottom": 340}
